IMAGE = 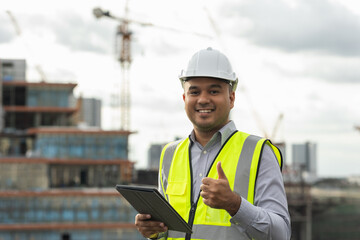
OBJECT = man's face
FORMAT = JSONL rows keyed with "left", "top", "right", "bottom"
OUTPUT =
{"left": 183, "top": 77, "right": 235, "bottom": 133}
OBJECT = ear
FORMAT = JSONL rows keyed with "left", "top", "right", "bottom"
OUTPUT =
{"left": 229, "top": 91, "right": 235, "bottom": 109}
{"left": 183, "top": 93, "right": 186, "bottom": 102}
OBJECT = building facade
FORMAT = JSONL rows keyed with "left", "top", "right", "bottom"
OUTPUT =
{"left": 80, "top": 97, "right": 102, "bottom": 128}
{"left": 147, "top": 143, "right": 163, "bottom": 170}
{"left": 292, "top": 142, "right": 317, "bottom": 180}
{"left": 0, "top": 59, "right": 142, "bottom": 240}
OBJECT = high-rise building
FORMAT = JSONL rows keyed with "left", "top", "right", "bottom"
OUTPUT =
{"left": 80, "top": 97, "right": 102, "bottom": 128}
{"left": 0, "top": 59, "right": 142, "bottom": 240}
{"left": 147, "top": 143, "right": 164, "bottom": 170}
{"left": 292, "top": 142, "right": 317, "bottom": 179}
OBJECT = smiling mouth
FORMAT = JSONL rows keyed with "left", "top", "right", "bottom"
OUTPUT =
{"left": 197, "top": 109, "right": 213, "bottom": 113}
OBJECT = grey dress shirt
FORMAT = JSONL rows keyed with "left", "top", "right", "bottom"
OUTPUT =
{"left": 158, "top": 121, "right": 291, "bottom": 240}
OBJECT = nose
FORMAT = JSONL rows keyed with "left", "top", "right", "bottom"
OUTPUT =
{"left": 197, "top": 92, "right": 211, "bottom": 105}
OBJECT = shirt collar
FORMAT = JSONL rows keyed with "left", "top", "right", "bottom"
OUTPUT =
{"left": 189, "top": 121, "right": 237, "bottom": 147}
{"left": 219, "top": 121, "right": 237, "bottom": 145}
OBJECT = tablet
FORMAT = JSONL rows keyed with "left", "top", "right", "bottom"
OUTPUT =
{"left": 116, "top": 184, "right": 192, "bottom": 234}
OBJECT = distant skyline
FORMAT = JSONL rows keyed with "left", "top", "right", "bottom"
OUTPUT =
{"left": 1, "top": 0, "right": 360, "bottom": 177}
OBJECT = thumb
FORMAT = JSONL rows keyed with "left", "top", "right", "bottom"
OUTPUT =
{"left": 217, "top": 162, "right": 227, "bottom": 180}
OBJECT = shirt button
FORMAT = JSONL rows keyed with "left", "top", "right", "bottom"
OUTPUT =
{"left": 199, "top": 173, "right": 203, "bottom": 177}
{"left": 203, "top": 150, "right": 207, "bottom": 154}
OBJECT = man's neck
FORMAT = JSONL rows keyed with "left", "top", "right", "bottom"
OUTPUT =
{"left": 193, "top": 121, "right": 232, "bottom": 146}
{"left": 193, "top": 129, "right": 217, "bottom": 147}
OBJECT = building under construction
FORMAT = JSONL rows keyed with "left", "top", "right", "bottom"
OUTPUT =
{"left": 0, "top": 59, "right": 143, "bottom": 240}
{"left": 1, "top": 59, "right": 360, "bottom": 240}
{"left": 283, "top": 167, "right": 360, "bottom": 240}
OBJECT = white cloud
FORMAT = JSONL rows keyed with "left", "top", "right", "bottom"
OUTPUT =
{"left": 1, "top": 0, "right": 360, "bottom": 177}
{"left": 222, "top": 0, "right": 360, "bottom": 56}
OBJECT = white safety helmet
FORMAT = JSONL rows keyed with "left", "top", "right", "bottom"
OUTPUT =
{"left": 179, "top": 47, "right": 238, "bottom": 91}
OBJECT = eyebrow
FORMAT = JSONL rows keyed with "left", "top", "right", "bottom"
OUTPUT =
{"left": 188, "top": 84, "right": 223, "bottom": 91}
{"left": 209, "top": 84, "right": 222, "bottom": 89}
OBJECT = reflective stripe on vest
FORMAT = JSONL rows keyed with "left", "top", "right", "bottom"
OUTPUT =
{"left": 167, "top": 224, "right": 243, "bottom": 239}
{"left": 159, "top": 131, "right": 282, "bottom": 240}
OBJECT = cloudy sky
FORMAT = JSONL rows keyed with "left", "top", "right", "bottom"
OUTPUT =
{"left": 1, "top": 0, "right": 360, "bottom": 177}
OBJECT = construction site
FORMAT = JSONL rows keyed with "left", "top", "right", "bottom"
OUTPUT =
{"left": 1, "top": 4, "right": 360, "bottom": 240}
{"left": 1, "top": 61, "right": 360, "bottom": 240}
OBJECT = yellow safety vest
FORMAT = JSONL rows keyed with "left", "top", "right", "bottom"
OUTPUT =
{"left": 159, "top": 131, "right": 282, "bottom": 240}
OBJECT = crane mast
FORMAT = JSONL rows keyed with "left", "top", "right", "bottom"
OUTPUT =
{"left": 117, "top": 22, "right": 132, "bottom": 130}
{"left": 93, "top": 5, "right": 132, "bottom": 131}
{"left": 93, "top": 4, "right": 210, "bottom": 130}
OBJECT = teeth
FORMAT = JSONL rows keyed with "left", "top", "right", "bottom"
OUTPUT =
{"left": 198, "top": 110, "right": 212, "bottom": 113}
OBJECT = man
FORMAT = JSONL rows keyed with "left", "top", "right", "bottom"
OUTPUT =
{"left": 135, "top": 47, "right": 291, "bottom": 239}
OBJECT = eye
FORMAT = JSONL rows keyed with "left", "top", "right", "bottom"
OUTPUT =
{"left": 209, "top": 90, "right": 219, "bottom": 95}
{"left": 189, "top": 90, "right": 199, "bottom": 96}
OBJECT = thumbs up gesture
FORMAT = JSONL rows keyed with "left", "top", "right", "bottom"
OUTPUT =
{"left": 200, "top": 162, "right": 241, "bottom": 216}
{"left": 216, "top": 161, "right": 228, "bottom": 180}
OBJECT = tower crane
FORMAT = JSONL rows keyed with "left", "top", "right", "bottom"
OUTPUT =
{"left": 6, "top": 10, "right": 47, "bottom": 82}
{"left": 93, "top": 4, "right": 210, "bottom": 131}
{"left": 203, "top": 6, "right": 285, "bottom": 144}
{"left": 93, "top": 5, "right": 132, "bottom": 131}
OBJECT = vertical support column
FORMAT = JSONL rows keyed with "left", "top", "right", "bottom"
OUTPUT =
{"left": 305, "top": 196, "right": 312, "bottom": 240}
